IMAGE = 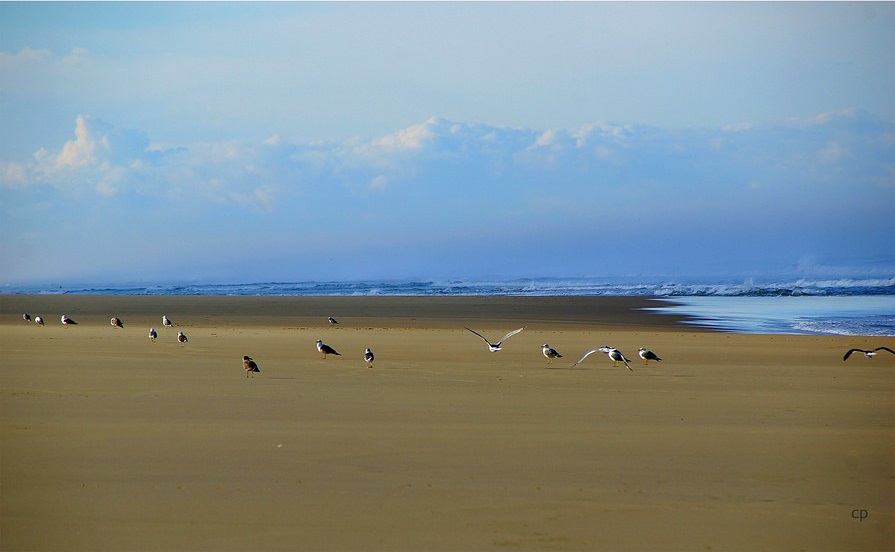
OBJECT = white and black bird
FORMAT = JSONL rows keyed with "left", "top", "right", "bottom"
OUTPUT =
{"left": 163, "top": 315, "right": 173, "bottom": 328}
{"left": 34, "top": 316, "right": 44, "bottom": 326}
{"left": 23, "top": 313, "right": 31, "bottom": 322}
{"left": 328, "top": 317, "right": 339, "bottom": 325}
{"left": 316, "top": 339, "right": 340, "bottom": 359}
{"left": 149, "top": 328, "right": 157, "bottom": 342}
{"left": 843, "top": 347, "right": 895, "bottom": 361}
{"left": 177, "top": 331, "right": 188, "bottom": 346}
{"left": 61, "top": 314, "right": 78, "bottom": 325}
{"left": 638, "top": 347, "right": 662, "bottom": 365}
{"left": 541, "top": 344, "right": 563, "bottom": 365}
{"left": 364, "top": 348, "right": 375, "bottom": 369}
{"left": 465, "top": 327, "right": 525, "bottom": 352}
{"left": 243, "top": 356, "right": 260, "bottom": 378}
{"left": 571, "top": 346, "right": 633, "bottom": 371}
{"left": 111, "top": 317, "right": 124, "bottom": 329}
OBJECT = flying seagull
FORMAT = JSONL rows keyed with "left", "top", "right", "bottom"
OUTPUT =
{"left": 61, "top": 314, "right": 78, "bottom": 325}
{"left": 328, "top": 317, "right": 339, "bottom": 325}
{"left": 638, "top": 347, "right": 662, "bottom": 365}
{"left": 243, "top": 356, "right": 261, "bottom": 378}
{"left": 163, "top": 315, "right": 173, "bottom": 328}
{"left": 23, "top": 313, "right": 31, "bottom": 322}
{"left": 316, "top": 339, "right": 340, "bottom": 359}
{"left": 149, "top": 328, "right": 157, "bottom": 342}
{"left": 571, "top": 346, "right": 633, "bottom": 371}
{"left": 465, "top": 327, "right": 525, "bottom": 352}
{"left": 34, "top": 316, "right": 44, "bottom": 326}
{"left": 541, "top": 344, "right": 563, "bottom": 365}
{"left": 843, "top": 347, "right": 895, "bottom": 361}
{"left": 177, "top": 331, "right": 188, "bottom": 346}
{"left": 111, "top": 317, "right": 124, "bottom": 329}
{"left": 364, "top": 348, "right": 375, "bottom": 369}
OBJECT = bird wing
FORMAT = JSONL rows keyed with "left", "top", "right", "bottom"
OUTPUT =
{"left": 497, "top": 327, "right": 525, "bottom": 345}
{"left": 843, "top": 349, "right": 862, "bottom": 361}
{"left": 572, "top": 348, "right": 603, "bottom": 367}
{"left": 465, "top": 327, "right": 494, "bottom": 346}
{"left": 873, "top": 347, "right": 895, "bottom": 355}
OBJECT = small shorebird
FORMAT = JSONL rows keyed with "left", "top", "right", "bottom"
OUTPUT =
{"left": 638, "top": 347, "right": 662, "bottom": 365}
{"left": 571, "top": 346, "right": 633, "bottom": 371}
{"left": 328, "top": 317, "right": 339, "bottom": 325}
{"left": 541, "top": 344, "right": 563, "bottom": 365}
{"left": 61, "top": 314, "right": 78, "bottom": 325}
{"left": 843, "top": 347, "right": 895, "bottom": 361}
{"left": 149, "top": 328, "right": 157, "bottom": 342}
{"left": 23, "top": 314, "right": 31, "bottom": 322}
{"left": 177, "top": 331, "right": 188, "bottom": 346}
{"left": 364, "top": 347, "right": 375, "bottom": 369}
{"left": 243, "top": 356, "right": 260, "bottom": 378}
{"left": 316, "top": 339, "right": 340, "bottom": 359}
{"left": 111, "top": 317, "right": 124, "bottom": 329}
{"left": 465, "top": 327, "right": 525, "bottom": 352}
{"left": 34, "top": 316, "right": 44, "bottom": 326}
{"left": 163, "top": 315, "right": 173, "bottom": 328}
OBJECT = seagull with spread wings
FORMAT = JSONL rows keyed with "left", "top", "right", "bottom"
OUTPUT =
{"left": 465, "top": 327, "right": 525, "bottom": 352}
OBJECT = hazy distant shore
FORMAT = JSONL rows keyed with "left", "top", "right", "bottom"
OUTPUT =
{"left": 2, "top": 294, "right": 892, "bottom": 551}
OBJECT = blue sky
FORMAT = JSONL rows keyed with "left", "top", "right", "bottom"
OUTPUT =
{"left": 1, "top": 1, "right": 893, "bottom": 285}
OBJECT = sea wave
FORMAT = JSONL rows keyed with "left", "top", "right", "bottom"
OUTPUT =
{"left": 2, "top": 276, "right": 893, "bottom": 297}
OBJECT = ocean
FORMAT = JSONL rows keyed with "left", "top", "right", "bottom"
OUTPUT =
{"left": 3, "top": 276, "right": 894, "bottom": 337}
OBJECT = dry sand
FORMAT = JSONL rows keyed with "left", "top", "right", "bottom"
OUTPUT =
{"left": 1, "top": 295, "right": 892, "bottom": 551}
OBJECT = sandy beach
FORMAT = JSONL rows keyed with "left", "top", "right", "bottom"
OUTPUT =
{"left": 1, "top": 294, "right": 892, "bottom": 551}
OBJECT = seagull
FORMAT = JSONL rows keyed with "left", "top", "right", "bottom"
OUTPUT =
{"left": 571, "top": 346, "right": 633, "bottom": 371}
{"left": 843, "top": 347, "right": 895, "bottom": 361}
{"left": 177, "top": 331, "right": 188, "bottom": 346}
{"left": 111, "top": 317, "right": 124, "bottom": 329}
{"left": 364, "top": 348, "right": 375, "bottom": 369}
{"left": 61, "top": 314, "right": 78, "bottom": 325}
{"left": 465, "top": 327, "right": 525, "bottom": 352}
{"left": 23, "top": 313, "right": 31, "bottom": 322}
{"left": 34, "top": 316, "right": 44, "bottom": 326}
{"left": 243, "top": 356, "right": 260, "bottom": 378}
{"left": 316, "top": 339, "right": 340, "bottom": 359}
{"left": 542, "top": 344, "right": 563, "bottom": 365}
{"left": 328, "top": 317, "right": 339, "bottom": 325}
{"left": 638, "top": 347, "right": 662, "bottom": 365}
{"left": 149, "top": 328, "right": 157, "bottom": 342}
{"left": 163, "top": 315, "right": 173, "bottom": 328}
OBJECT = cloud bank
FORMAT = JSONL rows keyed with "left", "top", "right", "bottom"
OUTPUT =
{"left": 2, "top": 111, "right": 893, "bottom": 283}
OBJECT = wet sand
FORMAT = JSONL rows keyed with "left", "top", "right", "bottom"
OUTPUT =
{"left": 1, "top": 295, "right": 893, "bottom": 551}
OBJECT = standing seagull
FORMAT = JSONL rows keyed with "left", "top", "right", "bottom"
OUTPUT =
{"left": 316, "top": 339, "right": 340, "bottom": 359}
{"left": 843, "top": 347, "right": 895, "bottom": 361}
{"left": 638, "top": 347, "right": 662, "bottom": 365}
{"left": 465, "top": 327, "right": 526, "bottom": 352}
{"left": 541, "top": 344, "right": 563, "bottom": 366}
{"left": 148, "top": 328, "right": 157, "bottom": 342}
{"left": 243, "top": 356, "right": 261, "bottom": 378}
{"left": 364, "top": 348, "right": 375, "bottom": 369}
{"left": 177, "top": 331, "right": 188, "bottom": 346}
{"left": 163, "top": 315, "right": 174, "bottom": 328}
{"left": 61, "top": 314, "right": 78, "bottom": 325}
{"left": 34, "top": 316, "right": 44, "bottom": 326}
{"left": 111, "top": 317, "right": 124, "bottom": 329}
{"left": 23, "top": 314, "right": 32, "bottom": 322}
{"left": 328, "top": 317, "right": 339, "bottom": 325}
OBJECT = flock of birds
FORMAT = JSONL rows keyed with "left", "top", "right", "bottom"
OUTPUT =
{"left": 19, "top": 312, "right": 895, "bottom": 377}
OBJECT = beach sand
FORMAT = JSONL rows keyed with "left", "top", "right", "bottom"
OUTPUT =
{"left": 1, "top": 295, "right": 892, "bottom": 551}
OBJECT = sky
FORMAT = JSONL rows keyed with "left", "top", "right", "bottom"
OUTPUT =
{"left": 1, "top": 1, "right": 894, "bottom": 285}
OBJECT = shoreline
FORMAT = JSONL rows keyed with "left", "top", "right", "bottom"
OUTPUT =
{"left": 0, "top": 294, "right": 706, "bottom": 331}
